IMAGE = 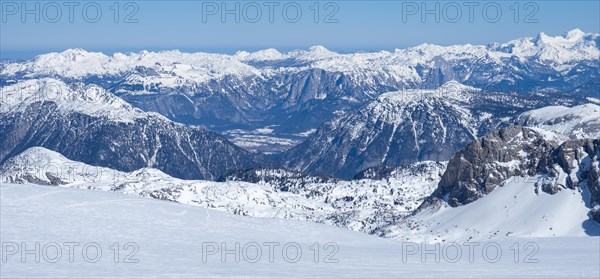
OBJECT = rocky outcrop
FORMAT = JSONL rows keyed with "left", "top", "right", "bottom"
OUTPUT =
{"left": 429, "top": 126, "right": 557, "bottom": 207}
{"left": 418, "top": 125, "right": 600, "bottom": 223}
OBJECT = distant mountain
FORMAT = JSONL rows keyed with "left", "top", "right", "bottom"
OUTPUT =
{"left": 1, "top": 29, "right": 598, "bottom": 138}
{"left": 516, "top": 103, "right": 600, "bottom": 139}
{"left": 280, "top": 82, "right": 588, "bottom": 178}
{"left": 0, "top": 79, "right": 261, "bottom": 180}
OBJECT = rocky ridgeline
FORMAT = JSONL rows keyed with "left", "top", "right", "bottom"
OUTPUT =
{"left": 419, "top": 126, "right": 600, "bottom": 222}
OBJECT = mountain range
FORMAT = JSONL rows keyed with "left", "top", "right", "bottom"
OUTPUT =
{"left": 0, "top": 79, "right": 260, "bottom": 180}
{"left": 1, "top": 29, "right": 599, "bottom": 241}
{"left": 2, "top": 29, "right": 598, "bottom": 147}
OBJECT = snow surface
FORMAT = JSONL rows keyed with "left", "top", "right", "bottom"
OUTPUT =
{"left": 0, "top": 147, "right": 444, "bottom": 234}
{"left": 386, "top": 176, "right": 600, "bottom": 243}
{"left": 518, "top": 104, "right": 600, "bottom": 139}
{"left": 1, "top": 183, "right": 599, "bottom": 278}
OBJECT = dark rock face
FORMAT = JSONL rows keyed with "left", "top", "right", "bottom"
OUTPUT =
{"left": 11, "top": 172, "right": 67, "bottom": 186}
{"left": 419, "top": 125, "right": 600, "bottom": 222}
{"left": 432, "top": 126, "right": 556, "bottom": 206}
{"left": 543, "top": 139, "right": 600, "bottom": 222}
{"left": 591, "top": 207, "right": 600, "bottom": 223}
{"left": 0, "top": 102, "right": 262, "bottom": 180}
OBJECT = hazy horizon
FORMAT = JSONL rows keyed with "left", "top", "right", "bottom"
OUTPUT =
{"left": 1, "top": 27, "right": 596, "bottom": 60}
{"left": 2, "top": 1, "right": 598, "bottom": 60}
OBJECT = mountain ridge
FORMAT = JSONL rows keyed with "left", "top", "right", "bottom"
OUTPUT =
{"left": 2, "top": 29, "right": 597, "bottom": 139}
{"left": 0, "top": 79, "right": 262, "bottom": 180}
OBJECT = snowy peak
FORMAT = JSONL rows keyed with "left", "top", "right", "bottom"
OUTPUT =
{"left": 371, "top": 81, "right": 479, "bottom": 121}
{"left": 282, "top": 82, "right": 489, "bottom": 178}
{"left": 517, "top": 104, "right": 600, "bottom": 139}
{"left": 535, "top": 28, "right": 587, "bottom": 45}
{"left": 307, "top": 45, "right": 336, "bottom": 56}
{"left": 1, "top": 29, "right": 593, "bottom": 78}
{"left": 290, "top": 45, "right": 339, "bottom": 61}
{"left": 2, "top": 49, "right": 261, "bottom": 82}
{"left": 1, "top": 78, "right": 148, "bottom": 122}
{"left": 564, "top": 28, "right": 586, "bottom": 40}
{"left": 235, "top": 48, "right": 284, "bottom": 61}
{"left": 36, "top": 48, "right": 109, "bottom": 63}
{"left": 496, "top": 29, "right": 598, "bottom": 66}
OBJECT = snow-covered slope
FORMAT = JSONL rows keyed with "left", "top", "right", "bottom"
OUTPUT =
{"left": 1, "top": 48, "right": 260, "bottom": 83}
{"left": 393, "top": 126, "right": 600, "bottom": 242}
{"left": 0, "top": 78, "right": 158, "bottom": 122}
{"left": 385, "top": 175, "right": 600, "bottom": 243}
{"left": 3, "top": 183, "right": 599, "bottom": 278}
{"left": 0, "top": 79, "right": 260, "bottom": 180}
{"left": 517, "top": 103, "right": 600, "bottom": 139}
{"left": 0, "top": 147, "right": 445, "bottom": 234}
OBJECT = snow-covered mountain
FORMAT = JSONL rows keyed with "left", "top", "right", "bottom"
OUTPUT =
{"left": 1, "top": 30, "right": 597, "bottom": 141}
{"left": 3, "top": 30, "right": 597, "bottom": 84}
{"left": 280, "top": 82, "right": 588, "bottom": 178}
{"left": 517, "top": 103, "right": 600, "bottom": 139}
{"left": 0, "top": 79, "right": 261, "bottom": 180}
{"left": 395, "top": 125, "right": 600, "bottom": 242}
{"left": 0, "top": 147, "right": 445, "bottom": 234}
{"left": 385, "top": 175, "right": 600, "bottom": 243}
{"left": 1, "top": 30, "right": 598, "bottom": 249}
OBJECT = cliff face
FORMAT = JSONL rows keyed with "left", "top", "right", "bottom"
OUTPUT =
{"left": 420, "top": 126, "right": 600, "bottom": 222}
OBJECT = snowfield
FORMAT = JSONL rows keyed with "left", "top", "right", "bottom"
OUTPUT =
{"left": 0, "top": 147, "right": 445, "bottom": 234}
{"left": 385, "top": 176, "right": 600, "bottom": 243}
{"left": 1, "top": 183, "right": 599, "bottom": 278}
{"left": 517, "top": 104, "right": 600, "bottom": 139}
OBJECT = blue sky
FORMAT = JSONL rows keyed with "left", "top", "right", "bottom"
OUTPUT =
{"left": 1, "top": 1, "right": 599, "bottom": 59}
